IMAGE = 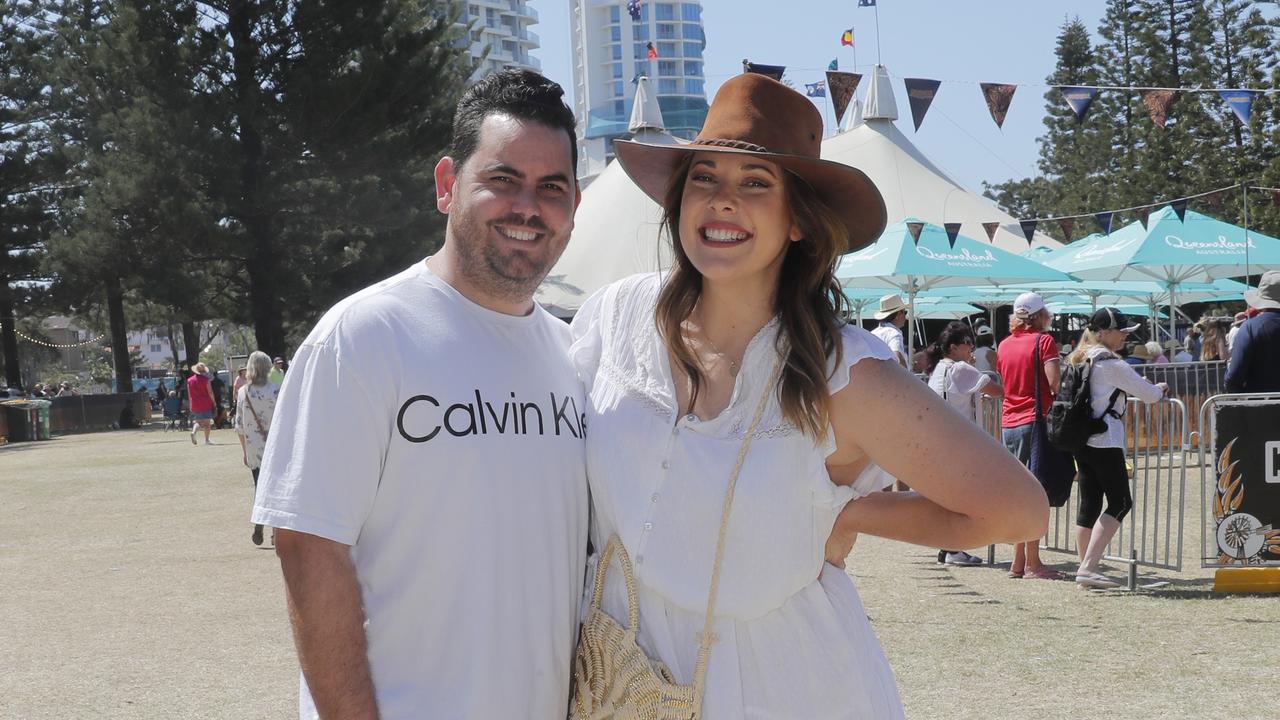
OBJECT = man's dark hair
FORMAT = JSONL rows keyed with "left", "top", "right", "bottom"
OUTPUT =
{"left": 451, "top": 69, "right": 578, "bottom": 174}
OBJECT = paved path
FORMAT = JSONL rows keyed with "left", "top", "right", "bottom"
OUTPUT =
{"left": 2, "top": 428, "right": 1277, "bottom": 718}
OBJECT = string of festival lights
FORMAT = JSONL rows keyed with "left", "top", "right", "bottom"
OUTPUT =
{"left": 14, "top": 328, "right": 106, "bottom": 349}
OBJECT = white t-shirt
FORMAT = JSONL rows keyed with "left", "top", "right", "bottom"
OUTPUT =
{"left": 972, "top": 345, "right": 996, "bottom": 373}
{"left": 1082, "top": 346, "right": 1165, "bottom": 448}
{"left": 871, "top": 322, "right": 906, "bottom": 364}
{"left": 251, "top": 261, "right": 589, "bottom": 720}
{"left": 927, "top": 358, "right": 990, "bottom": 423}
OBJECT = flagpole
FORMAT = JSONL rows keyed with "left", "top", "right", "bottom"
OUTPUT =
{"left": 1242, "top": 181, "right": 1251, "bottom": 289}
{"left": 873, "top": 2, "right": 882, "bottom": 65}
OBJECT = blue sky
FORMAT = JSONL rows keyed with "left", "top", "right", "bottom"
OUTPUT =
{"left": 535, "top": 0, "right": 1113, "bottom": 194}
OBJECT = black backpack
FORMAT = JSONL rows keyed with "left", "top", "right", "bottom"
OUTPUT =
{"left": 1046, "top": 352, "right": 1124, "bottom": 452}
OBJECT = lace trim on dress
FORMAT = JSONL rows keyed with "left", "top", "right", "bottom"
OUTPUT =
{"left": 600, "top": 357, "right": 674, "bottom": 420}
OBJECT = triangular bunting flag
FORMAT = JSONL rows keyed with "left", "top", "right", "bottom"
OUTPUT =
{"left": 1272, "top": 190, "right": 1280, "bottom": 208}
{"left": 1095, "top": 211, "right": 1114, "bottom": 235}
{"left": 1139, "top": 89, "right": 1176, "bottom": 129}
{"left": 982, "top": 222, "right": 1000, "bottom": 242}
{"left": 906, "top": 221, "right": 925, "bottom": 244}
{"left": 826, "top": 71, "right": 862, "bottom": 125}
{"left": 1136, "top": 206, "right": 1151, "bottom": 229}
{"left": 1059, "top": 86, "right": 1099, "bottom": 123}
{"left": 980, "top": 83, "right": 1017, "bottom": 129}
{"left": 1058, "top": 217, "right": 1075, "bottom": 241}
{"left": 1171, "top": 198, "right": 1188, "bottom": 222}
{"left": 943, "top": 222, "right": 961, "bottom": 248}
{"left": 1018, "top": 219, "right": 1038, "bottom": 245}
{"left": 742, "top": 60, "right": 785, "bottom": 81}
{"left": 1206, "top": 191, "right": 1224, "bottom": 210}
{"left": 903, "top": 78, "right": 942, "bottom": 132}
{"left": 828, "top": 58, "right": 838, "bottom": 72}
{"left": 1219, "top": 90, "right": 1258, "bottom": 125}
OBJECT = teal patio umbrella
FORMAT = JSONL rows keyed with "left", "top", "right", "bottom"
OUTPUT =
{"left": 1041, "top": 206, "right": 1280, "bottom": 340}
{"left": 836, "top": 219, "right": 1073, "bottom": 355}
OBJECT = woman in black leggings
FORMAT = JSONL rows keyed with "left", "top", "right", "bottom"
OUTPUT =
{"left": 1066, "top": 308, "right": 1167, "bottom": 589}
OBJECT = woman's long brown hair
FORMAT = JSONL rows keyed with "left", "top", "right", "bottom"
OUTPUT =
{"left": 654, "top": 154, "right": 849, "bottom": 438}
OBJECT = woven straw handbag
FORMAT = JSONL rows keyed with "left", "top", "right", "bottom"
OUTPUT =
{"left": 569, "top": 357, "right": 781, "bottom": 720}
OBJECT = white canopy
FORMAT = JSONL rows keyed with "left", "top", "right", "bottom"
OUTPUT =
{"left": 822, "top": 66, "right": 1061, "bottom": 254}
{"left": 536, "top": 65, "right": 1059, "bottom": 318}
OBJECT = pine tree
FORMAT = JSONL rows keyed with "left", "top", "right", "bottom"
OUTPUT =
{"left": 986, "top": 17, "right": 1111, "bottom": 241}
{"left": 0, "top": 1, "right": 58, "bottom": 388}
{"left": 1094, "top": 0, "right": 1149, "bottom": 211}
{"left": 190, "top": 0, "right": 473, "bottom": 357}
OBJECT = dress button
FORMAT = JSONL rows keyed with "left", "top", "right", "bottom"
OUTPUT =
{"left": 635, "top": 555, "right": 644, "bottom": 564}
{"left": 651, "top": 493, "right": 660, "bottom": 502}
{"left": 643, "top": 522, "right": 653, "bottom": 531}
{"left": 661, "top": 460, "right": 670, "bottom": 469}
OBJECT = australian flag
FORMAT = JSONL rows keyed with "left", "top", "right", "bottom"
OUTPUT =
{"left": 858, "top": 0, "right": 876, "bottom": 6}
{"left": 805, "top": 82, "right": 827, "bottom": 98}
{"left": 627, "top": 0, "right": 641, "bottom": 21}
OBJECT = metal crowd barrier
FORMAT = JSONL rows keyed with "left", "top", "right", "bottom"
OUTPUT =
{"left": 1039, "top": 396, "right": 1188, "bottom": 589}
{"left": 1134, "top": 361, "right": 1225, "bottom": 445}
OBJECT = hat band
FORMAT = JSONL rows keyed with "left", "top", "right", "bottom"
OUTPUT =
{"left": 693, "top": 138, "right": 769, "bottom": 153}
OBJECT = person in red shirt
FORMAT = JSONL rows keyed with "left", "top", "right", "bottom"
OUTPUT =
{"left": 187, "top": 362, "right": 216, "bottom": 445}
{"left": 996, "top": 292, "right": 1062, "bottom": 580}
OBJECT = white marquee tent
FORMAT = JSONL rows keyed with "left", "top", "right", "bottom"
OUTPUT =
{"left": 535, "top": 65, "right": 1061, "bottom": 318}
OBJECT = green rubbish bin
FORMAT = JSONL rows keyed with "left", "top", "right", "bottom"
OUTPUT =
{"left": 29, "top": 399, "right": 52, "bottom": 440}
{"left": 1, "top": 401, "right": 40, "bottom": 442}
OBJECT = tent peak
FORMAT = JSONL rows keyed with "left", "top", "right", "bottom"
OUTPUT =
{"left": 862, "top": 65, "right": 898, "bottom": 122}
{"left": 628, "top": 76, "right": 665, "bottom": 134}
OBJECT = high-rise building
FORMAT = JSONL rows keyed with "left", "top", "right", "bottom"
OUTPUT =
{"left": 455, "top": 0, "right": 542, "bottom": 80}
{"left": 569, "top": 0, "right": 709, "bottom": 179}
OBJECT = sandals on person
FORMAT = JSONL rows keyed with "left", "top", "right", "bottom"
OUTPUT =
{"left": 1022, "top": 568, "right": 1065, "bottom": 580}
{"left": 1007, "top": 568, "right": 1024, "bottom": 578}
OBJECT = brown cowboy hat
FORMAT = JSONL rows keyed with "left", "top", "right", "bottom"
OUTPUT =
{"left": 613, "top": 72, "right": 887, "bottom": 252}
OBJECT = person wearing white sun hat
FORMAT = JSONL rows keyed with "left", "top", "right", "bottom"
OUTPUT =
{"left": 870, "top": 294, "right": 910, "bottom": 368}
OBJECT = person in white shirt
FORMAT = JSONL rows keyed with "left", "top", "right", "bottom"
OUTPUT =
{"left": 1227, "top": 311, "right": 1246, "bottom": 353}
{"left": 571, "top": 73, "right": 1048, "bottom": 718}
{"left": 972, "top": 323, "right": 997, "bottom": 372}
{"left": 1065, "top": 308, "right": 1167, "bottom": 589}
{"left": 925, "top": 322, "right": 1005, "bottom": 566}
{"left": 251, "top": 71, "right": 588, "bottom": 720}
{"left": 871, "top": 294, "right": 909, "bottom": 367}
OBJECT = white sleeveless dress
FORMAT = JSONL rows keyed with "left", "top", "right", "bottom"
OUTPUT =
{"left": 569, "top": 274, "right": 905, "bottom": 719}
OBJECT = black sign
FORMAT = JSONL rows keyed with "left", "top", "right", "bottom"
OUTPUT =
{"left": 1211, "top": 400, "right": 1280, "bottom": 565}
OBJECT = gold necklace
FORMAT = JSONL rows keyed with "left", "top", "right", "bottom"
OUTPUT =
{"left": 691, "top": 312, "right": 740, "bottom": 377}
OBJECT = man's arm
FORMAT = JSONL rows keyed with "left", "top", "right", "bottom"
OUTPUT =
{"left": 275, "top": 529, "right": 379, "bottom": 720}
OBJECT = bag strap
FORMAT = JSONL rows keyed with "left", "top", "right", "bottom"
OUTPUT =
{"left": 1084, "top": 352, "right": 1125, "bottom": 420}
{"left": 1033, "top": 334, "right": 1043, "bottom": 421}
{"left": 691, "top": 353, "right": 783, "bottom": 714}
{"left": 243, "top": 389, "right": 269, "bottom": 436}
{"left": 582, "top": 352, "right": 783, "bottom": 714}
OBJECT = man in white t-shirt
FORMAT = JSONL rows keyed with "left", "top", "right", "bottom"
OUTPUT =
{"left": 252, "top": 70, "right": 588, "bottom": 720}
{"left": 870, "top": 293, "right": 909, "bottom": 367}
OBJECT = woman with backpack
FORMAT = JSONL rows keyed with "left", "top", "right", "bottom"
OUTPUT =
{"left": 927, "top": 321, "right": 1005, "bottom": 566}
{"left": 1065, "top": 308, "right": 1167, "bottom": 589}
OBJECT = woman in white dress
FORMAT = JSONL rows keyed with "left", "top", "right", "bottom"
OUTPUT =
{"left": 570, "top": 74, "right": 1048, "bottom": 718}
{"left": 234, "top": 351, "right": 281, "bottom": 546}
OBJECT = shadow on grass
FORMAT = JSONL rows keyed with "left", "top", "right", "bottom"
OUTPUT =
{"left": 0, "top": 441, "right": 52, "bottom": 453}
